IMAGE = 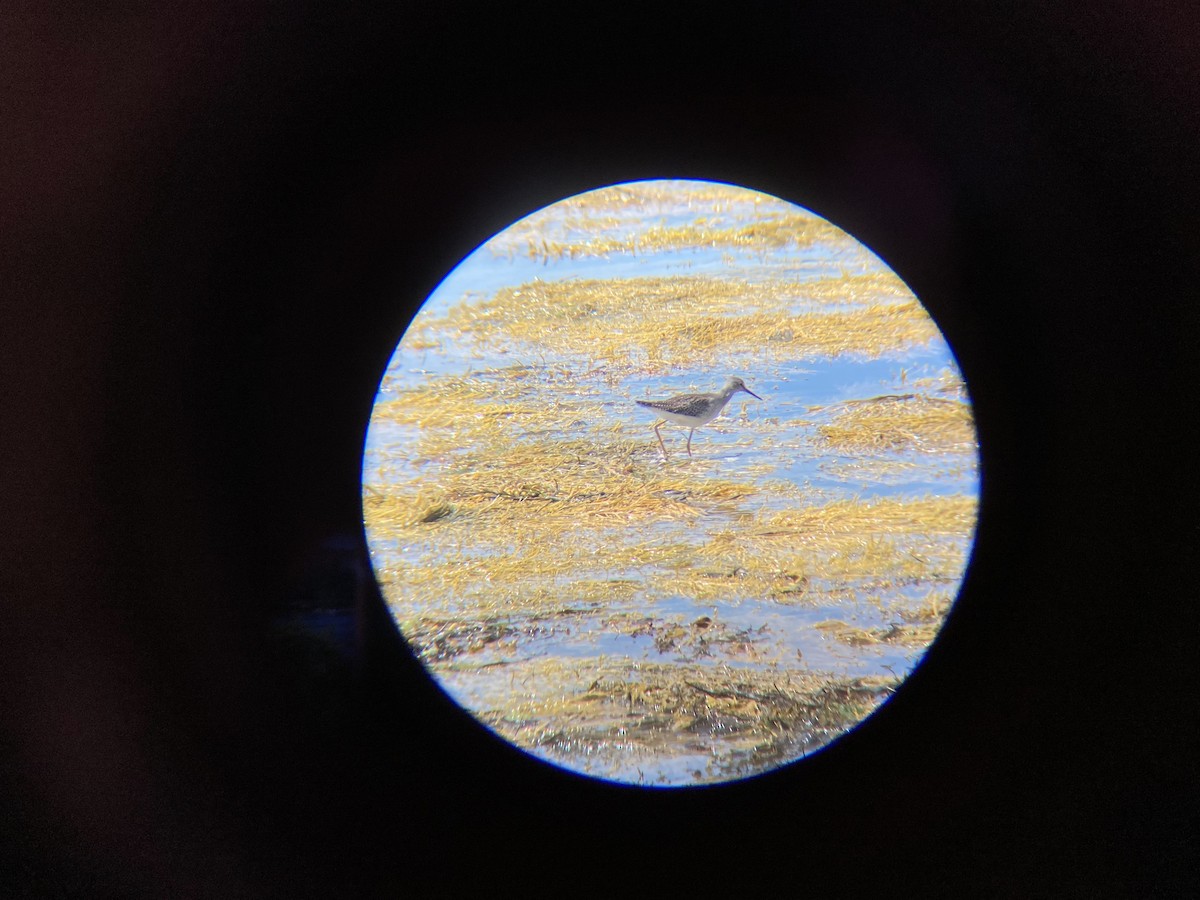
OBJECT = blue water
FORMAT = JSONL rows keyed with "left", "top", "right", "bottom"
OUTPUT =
{"left": 362, "top": 180, "right": 979, "bottom": 785}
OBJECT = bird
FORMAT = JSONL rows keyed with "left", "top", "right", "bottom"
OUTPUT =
{"left": 635, "top": 377, "right": 762, "bottom": 459}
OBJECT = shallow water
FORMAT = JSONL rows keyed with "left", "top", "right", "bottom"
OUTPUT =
{"left": 363, "top": 180, "right": 979, "bottom": 786}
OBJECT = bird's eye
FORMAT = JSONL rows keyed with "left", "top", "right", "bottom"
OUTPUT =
{"left": 362, "top": 179, "right": 979, "bottom": 787}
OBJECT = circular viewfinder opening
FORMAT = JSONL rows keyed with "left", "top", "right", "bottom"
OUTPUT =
{"left": 363, "top": 179, "right": 979, "bottom": 787}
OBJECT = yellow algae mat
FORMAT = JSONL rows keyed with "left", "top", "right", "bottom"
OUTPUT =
{"left": 363, "top": 180, "right": 979, "bottom": 785}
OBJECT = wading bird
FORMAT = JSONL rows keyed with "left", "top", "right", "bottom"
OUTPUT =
{"left": 636, "top": 377, "right": 762, "bottom": 459}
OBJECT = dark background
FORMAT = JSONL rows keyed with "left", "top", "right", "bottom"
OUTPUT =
{"left": 4, "top": 3, "right": 1198, "bottom": 896}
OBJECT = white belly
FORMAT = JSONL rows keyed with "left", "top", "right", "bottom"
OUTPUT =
{"left": 658, "top": 404, "right": 723, "bottom": 428}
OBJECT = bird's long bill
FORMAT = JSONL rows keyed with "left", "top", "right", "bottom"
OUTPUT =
{"left": 743, "top": 387, "right": 763, "bottom": 400}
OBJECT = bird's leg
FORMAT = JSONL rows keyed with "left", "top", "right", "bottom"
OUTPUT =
{"left": 686, "top": 428, "right": 694, "bottom": 457}
{"left": 653, "top": 421, "right": 669, "bottom": 460}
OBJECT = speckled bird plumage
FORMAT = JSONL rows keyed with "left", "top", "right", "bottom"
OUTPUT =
{"left": 636, "top": 377, "right": 762, "bottom": 459}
